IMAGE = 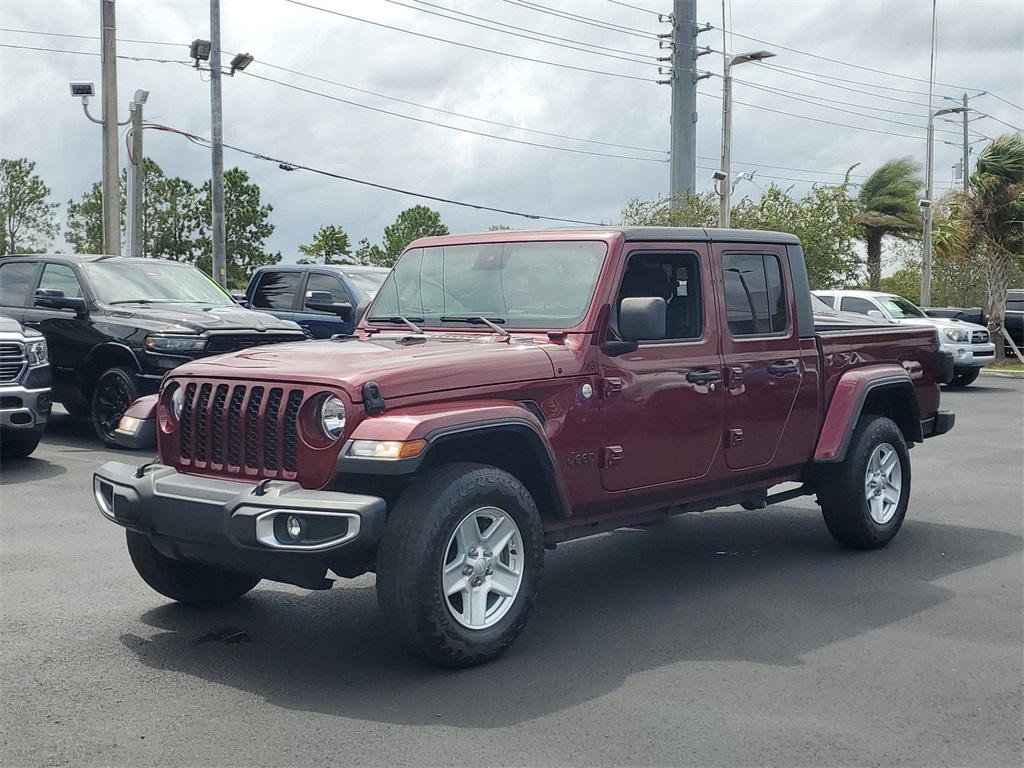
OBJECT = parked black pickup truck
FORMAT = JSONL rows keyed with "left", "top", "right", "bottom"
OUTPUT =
{"left": 0, "top": 255, "right": 306, "bottom": 446}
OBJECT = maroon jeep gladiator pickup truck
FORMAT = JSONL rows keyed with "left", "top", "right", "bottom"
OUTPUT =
{"left": 93, "top": 228, "right": 955, "bottom": 667}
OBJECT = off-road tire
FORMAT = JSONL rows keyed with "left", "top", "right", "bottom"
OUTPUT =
{"left": 126, "top": 530, "right": 260, "bottom": 605}
{"left": 817, "top": 415, "right": 911, "bottom": 549}
{"left": 946, "top": 367, "right": 981, "bottom": 388}
{"left": 92, "top": 366, "right": 139, "bottom": 447}
{"left": 376, "top": 462, "right": 545, "bottom": 668}
{"left": 1, "top": 426, "right": 44, "bottom": 460}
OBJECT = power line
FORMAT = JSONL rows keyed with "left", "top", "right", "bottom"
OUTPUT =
{"left": 144, "top": 122, "right": 605, "bottom": 225}
{"left": 0, "top": 42, "right": 186, "bottom": 65}
{"left": 982, "top": 92, "right": 1023, "bottom": 113}
{"left": 382, "top": 0, "right": 660, "bottom": 65}
{"left": 243, "top": 70, "right": 667, "bottom": 162}
{"left": 605, "top": 0, "right": 662, "bottom": 16}
{"left": 496, "top": 0, "right": 659, "bottom": 39}
{"left": 756, "top": 62, "right": 933, "bottom": 107}
{"left": 282, "top": 0, "right": 655, "bottom": 82}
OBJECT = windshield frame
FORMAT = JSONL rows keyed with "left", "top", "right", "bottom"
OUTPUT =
{"left": 879, "top": 294, "right": 926, "bottom": 319}
{"left": 84, "top": 260, "right": 234, "bottom": 306}
{"left": 366, "top": 240, "right": 609, "bottom": 332}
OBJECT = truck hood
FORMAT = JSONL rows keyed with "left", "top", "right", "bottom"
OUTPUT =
{"left": 0, "top": 316, "right": 25, "bottom": 335}
{"left": 100, "top": 303, "right": 302, "bottom": 334}
{"left": 892, "top": 316, "right": 987, "bottom": 333}
{"left": 171, "top": 333, "right": 560, "bottom": 399}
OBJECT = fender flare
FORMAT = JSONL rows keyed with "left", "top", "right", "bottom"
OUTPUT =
{"left": 336, "top": 401, "right": 571, "bottom": 518}
{"left": 814, "top": 365, "right": 921, "bottom": 463}
{"left": 84, "top": 342, "right": 144, "bottom": 379}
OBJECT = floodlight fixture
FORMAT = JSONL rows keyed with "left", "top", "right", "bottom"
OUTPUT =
{"left": 229, "top": 52, "right": 254, "bottom": 74}
{"left": 133, "top": 89, "right": 149, "bottom": 105}
{"left": 190, "top": 38, "right": 212, "bottom": 65}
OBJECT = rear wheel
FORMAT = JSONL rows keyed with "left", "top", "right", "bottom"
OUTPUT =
{"left": 126, "top": 530, "right": 261, "bottom": 605}
{"left": 92, "top": 366, "right": 139, "bottom": 447}
{"left": 946, "top": 367, "right": 981, "bottom": 388}
{"left": 817, "top": 415, "right": 911, "bottom": 549}
{"left": 376, "top": 463, "right": 545, "bottom": 667}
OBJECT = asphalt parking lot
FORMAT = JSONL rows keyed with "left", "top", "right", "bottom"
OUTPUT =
{"left": 1, "top": 379, "right": 1022, "bottom": 768}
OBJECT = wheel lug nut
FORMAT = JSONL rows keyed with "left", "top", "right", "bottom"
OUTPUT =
{"left": 484, "top": 549, "right": 492, "bottom": 558}
{"left": 485, "top": 568, "right": 493, "bottom": 576}
{"left": 463, "top": 565, "right": 474, "bottom": 576}
{"left": 472, "top": 577, "right": 482, "bottom": 587}
{"left": 468, "top": 548, "right": 478, "bottom": 557}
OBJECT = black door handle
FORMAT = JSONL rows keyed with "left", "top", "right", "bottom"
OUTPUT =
{"left": 768, "top": 360, "right": 799, "bottom": 376}
{"left": 686, "top": 369, "right": 722, "bottom": 385}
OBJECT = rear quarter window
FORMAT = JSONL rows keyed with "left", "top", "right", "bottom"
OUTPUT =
{"left": 252, "top": 271, "right": 301, "bottom": 310}
{"left": 0, "top": 260, "right": 38, "bottom": 307}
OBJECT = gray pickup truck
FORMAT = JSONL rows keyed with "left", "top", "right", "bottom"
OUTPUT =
{"left": 0, "top": 316, "right": 51, "bottom": 459}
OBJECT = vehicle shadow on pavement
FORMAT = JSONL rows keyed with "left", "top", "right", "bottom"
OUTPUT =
{"left": 117, "top": 509, "right": 1021, "bottom": 728}
{"left": 0, "top": 456, "right": 67, "bottom": 484}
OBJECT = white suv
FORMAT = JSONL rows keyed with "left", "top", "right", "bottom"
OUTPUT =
{"left": 813, "top": 290, "right": 995, "bottom": 388}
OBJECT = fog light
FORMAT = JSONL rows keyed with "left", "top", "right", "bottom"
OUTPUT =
{"left": 285, "top": 515, "right": 303, "bottom": 541}
{"left": 956, "top": 348, "right": 968, "bottom": 360}
{"left": 119, "top": 415, "right": 143, "bottom": 433}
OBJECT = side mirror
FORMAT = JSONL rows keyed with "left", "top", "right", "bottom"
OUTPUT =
{"left": 867, "top": 310, "right": 885, "bottom": 319}
{"left": 619, "top": 297, "right": 666, "bottom": 341}
{"left": 35, "top": 288, "right": 88, "bottom": 316}
{"left": 305, "top": 290, "right": 353, "bottom": 318}
{"left": 230, "top": 292, "right": 250, "bottom": 307}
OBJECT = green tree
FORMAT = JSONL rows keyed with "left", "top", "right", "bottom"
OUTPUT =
{"left": 0, "top": 158, "right": 59, "bottom": 254}
{"left": 381, "top": 205, "right": 448, "bottom": 264}
{"left": 353, "top": 237, "right": 387, "bottom": 267}
{"left": 298, "top": 225, "right": 354, "bottom": 264}
{"left": 146, "top": 171, "right": 202, "bottom": 262}
{"left": 856, "top": 157, "right": 923, "bottom": 290}
{"left": 197, "top": 168, "right": 280, "bottom": 288}
{"left": 960, "top": 133, "right": 1024, "bottom": 359}
{"left": 620, "top": 191, "right": 717, "bottom": 227}
{"left": 731, "top": 178, "right": 862, "bottom": 289}
{"left": 66, "top": 180, "right": 106, "bottom": 254}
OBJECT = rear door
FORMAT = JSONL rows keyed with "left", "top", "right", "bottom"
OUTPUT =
{"left": 248, "top": 270, "right": 300, "bottom": 324}
{"left": 597, "top": 243, "right": 727, "bottom": 492}
{"left": 0, "top": 259, "right": 39, "bottom": 324}
{"left": 714, "top": 244, "right": 816, "bottom": 471}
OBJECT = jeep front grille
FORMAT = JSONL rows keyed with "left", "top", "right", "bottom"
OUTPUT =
{"left": 178, "top": 382, "right": 305, "bottom": 477}
{"left": 0, "top": 342, "right": 26, "bottom": 383}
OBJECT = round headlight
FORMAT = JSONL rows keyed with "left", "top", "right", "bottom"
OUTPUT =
{"left": 171, "top": 386, "right": 185, "bottom": 420}
{"left": 319, "top": 395, "right": 346, "bottom": 440}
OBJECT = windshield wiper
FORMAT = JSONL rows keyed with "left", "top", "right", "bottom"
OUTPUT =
{"left": 440, "top": 316, "right": 510, "bottom": 336}
{"left": 368, "top": 315, "right": 425, "bottom": 333}
{"left": 108, "top": 299, "right": 157, "bottom": 305}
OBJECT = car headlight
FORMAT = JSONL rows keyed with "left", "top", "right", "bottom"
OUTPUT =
{"left": 943, "top": 327, "right": 969, "bottom": 343}
{"left": 26, "top": 339, "right": 48, "bottom": 367}
{"left": 145, "top": 335, "right": 207, "bottom": 353}
{"left": 319, "top": 395, "right": 347, "bottom": 440}
{"left": 171, "top": 386, "right": 185, "bottom": 420}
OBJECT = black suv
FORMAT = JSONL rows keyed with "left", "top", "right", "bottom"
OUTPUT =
{"left": 0, "top": 255, "right": 306, "bottom": 446}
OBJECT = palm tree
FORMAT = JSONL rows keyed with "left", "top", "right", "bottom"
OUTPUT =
{"left": 961, "top": 133, "right": 1024, "bottom": 361}
{"left": 857, "top": 158, "right": 924, "bottom": 290}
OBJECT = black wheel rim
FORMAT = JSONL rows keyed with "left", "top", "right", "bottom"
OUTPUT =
{"left": 95, "top": 375, "right": 131, "bottom": 439}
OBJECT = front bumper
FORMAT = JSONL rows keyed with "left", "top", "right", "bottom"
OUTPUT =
{"left": 922, "top": 411, "right": 956, "bottom": 439}
{"left": 94, "top": 461, "right": 387, "bottom": 587}
{"left": 940, "top": 340, "right": 996, "bottom": 368}
{"left": 0, "top": 384, "right": 51, "bottom": 430}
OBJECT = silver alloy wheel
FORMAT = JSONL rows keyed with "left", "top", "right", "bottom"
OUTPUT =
{"left": 863, "top": 441, "right": 902, "bottom": 525}
{"left": 442, "top": 505, "right": 524, "bottom": 630}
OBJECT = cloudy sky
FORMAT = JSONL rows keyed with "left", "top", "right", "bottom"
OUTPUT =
{"left": 1, "top": 0, "right": 1021, "bottom": 261}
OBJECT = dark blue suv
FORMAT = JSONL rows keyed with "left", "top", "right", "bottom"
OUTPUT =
{"left": 245, "top": 265, "right": 390, "bottom": 338}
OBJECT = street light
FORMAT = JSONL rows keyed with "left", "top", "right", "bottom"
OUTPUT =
{"left": 717, "top": 49, "right": 775, "bottom": 228}
{"left": 921, "top": 105, "right": 967, "bottom": 307}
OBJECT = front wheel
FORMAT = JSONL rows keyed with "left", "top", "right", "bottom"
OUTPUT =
{"left": 376, "top": 463, "right": 545, "bottom": 667}
{"left": 946, "top": 367, "right": 981, "bottom": 388}
{"left": 126, "top": 531, "right": 260, "bottom": 605}
{"left": 816, "top": 415, "right": 911, "bottom": 549}
{"left": 92, "top": 366, "right": 140, "bottom": 447}
{"left": 1, "top": 427, "right": 44, "bottom": 459}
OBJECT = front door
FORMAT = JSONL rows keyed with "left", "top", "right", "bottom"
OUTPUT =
{"left": 598, "top": 246, "right": 726, "bottom": 492}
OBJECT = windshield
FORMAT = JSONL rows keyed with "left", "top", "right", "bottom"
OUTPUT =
{"left": 368, "top": 241, "right": 607, "bottom": 330}
{"left": 880, "top": 295, "right": 925, "bottom": 319}
{"left": 85, "top": 261, "right": 233, "bottom": 305}
{"left": 343, "top": 269, "right": 388, "bottom": 301}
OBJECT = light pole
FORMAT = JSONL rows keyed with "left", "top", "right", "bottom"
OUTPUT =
{"left": 717, "top": 50, "right": 775, "bottom": 228}
{"left": 921, "top": 105, "right": 967, "bottom": 307}
{"left": 190, "top": 8, "right": 253, "bottom": 288}
{"left": 126, "top": 89, "right": 149, "bottom": 257}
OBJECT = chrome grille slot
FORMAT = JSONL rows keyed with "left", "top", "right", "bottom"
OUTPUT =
{"left": 0, "top": 342, "right": 26, "bottom": 383}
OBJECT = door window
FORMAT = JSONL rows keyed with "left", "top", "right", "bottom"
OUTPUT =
{"left": 251, "top": 271, "right": 301, "bottom": 310}
{"left": 305, "top": 273, "right": 351, "bottom": 311}
{"left": 616, "top": 252, "right": 703, "bottom": 341}
{"left": 0, "top": 261, "right": 37, "bottom": 306}
{"left": 840, "top": 296, "right": 879, "bottom": 315}
{"left": 721, "top": 253, "right": 788, "bottom": 336}
{"left": 39, "top": 263, "right": 84, "bottom": 299}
